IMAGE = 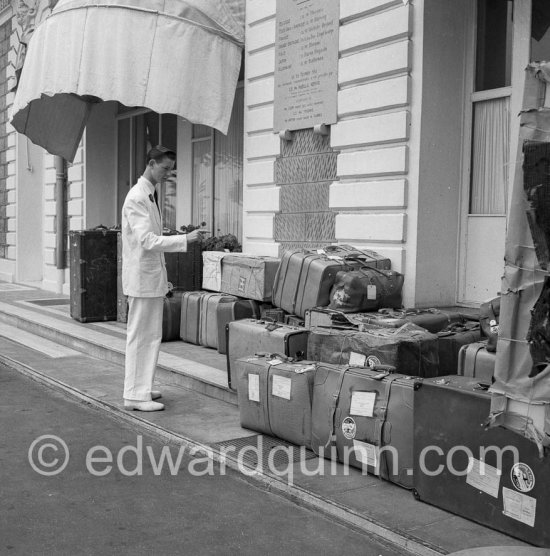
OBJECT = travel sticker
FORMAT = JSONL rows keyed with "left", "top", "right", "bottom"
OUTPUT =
{"left": 342, "top": 417, "right": 356, "bottom": 439}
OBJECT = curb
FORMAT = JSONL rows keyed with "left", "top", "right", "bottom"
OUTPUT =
{"left": 0, "top": 352, "right": 446, "bottom": 556}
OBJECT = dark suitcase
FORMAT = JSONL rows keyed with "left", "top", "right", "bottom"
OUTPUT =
{"left": 220, "top": 254, "right": 280, "bottom": 302}
{"left": 180, "top": 291, "right": 208, "bottom": 344}
{"left": 328, "top": 268, "right": 404, "bottom": 312}
{"left": 226, "top": 319, "right": 309, "bottom": 389}
{"left": 261, "top": 307, "right": 287, "bottom": 323}
{"left": 199, "top": 293, "right": 238, "bottom": 349}
{"left": 355, "top": 308, "right": 465, "bottom": 333}
{"left": 162, "top": 290, "right": 186, "bottom": 341}
{"left": 311, "top": 364, "right": 419, "bottom": 488}
{"left": 307, "top": 324, "right": 439, "bottom": 378}
{"left": 457, "top": 340, "right": 496, "bottom": 382}
{"left": 69, "top": 228, "right": 118, "bottom": 323}
{"left": 234, "top": 353, "right": 317, "bottom": 448}
{"left": 216, "top": 298, "right": 261, "bottom": 354}
{"left": 272, "top": 245, "right": 391, "bottom": 318}
{"left": 413, "top": 376, "right": 550, "bottom": 547}
{"left": 116, "top": 232, "right": 128, "bottom": 323}
{"left": 437, "top": 322, "right": 482, "bottom": 375}
{"left": 164, "top": 239, "right": 203, "bottom": 291}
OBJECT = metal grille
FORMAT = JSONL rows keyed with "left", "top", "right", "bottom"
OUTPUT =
{"left": 274, "top": 213, "right": 307, "bottom": 242}
{"left": 306, "top": 212, "right": 336, "bottom": 241}
{"left": 307, "top": 152, "right": 338, "bottom": 182}
{"left": 211, "top": 434, "right": 317, "bottom": 470}
{"left": 280, "top": 182, "right": 330, "bottom": 213}
{"left": 280, "top": 128, "right": 332, "bottom": 157}
{"left": 275, "top": 156, "right": 307, "bottom": 185}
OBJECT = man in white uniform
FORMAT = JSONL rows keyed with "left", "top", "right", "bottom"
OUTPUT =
{"left": 122, "top": 146, "right": 206, "bottom": 411}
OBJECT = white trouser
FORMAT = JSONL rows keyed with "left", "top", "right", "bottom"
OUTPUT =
{"left": 123, "top": 296, "right": 164, "bottom": 401}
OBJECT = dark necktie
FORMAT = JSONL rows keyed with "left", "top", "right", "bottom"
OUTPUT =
{"left": 153, "top": 189, "right": 160, "bottom": 212}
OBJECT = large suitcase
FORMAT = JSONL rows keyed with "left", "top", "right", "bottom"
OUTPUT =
{"left": 413, "top": 376, "right": 550, "bottom": 547}
{"left": 234, "top": 353, "right": 317, "bottom": 448}
{"left": 180, "top": 291, "right": 208, "bottom": 344}
{"left": 116, "top": 232, "right": 128, "bottom": 323}
{"left": 437, "top": 322, "right": 482, "bottom": 375}
{"left": 457, "top": 340, "right": 496, "bottom": 382}
{"left": 307, "top": 324, "right": 439, "bottom": 378}
{"left": 220, "top": 254, "right": 280, "bottom": 302}
{"left": 311, "top": 364, "right": 419, "bottom": 488}
{"left": 69, "top": 228, "right": 118, "bottom": 323}
{"left": 162, "top": 290, "right": 186, "bottom": 341}
{"left": 479, "top": 296, "right": 500, "bottom": 352}
{"left": 216, "top": 298, "right": 261, "bottom": 354}
{"left": 202, "top": 251, "right": 227, "bottom": 292}
{"left": 226, "top": 319, "right": 309, "bottom": 389}
{"left": 272, "top": 245, "right": 391, "bottom": 318}
{"left": 199, "top": 292, "right": 238, "bottom": 349}
{"left": 164, "top": 239, "right": 203, "bottom": 291}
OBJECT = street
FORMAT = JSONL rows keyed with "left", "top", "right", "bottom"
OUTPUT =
{"left": 0, "top": 365, "right": 402, "bottom": 556}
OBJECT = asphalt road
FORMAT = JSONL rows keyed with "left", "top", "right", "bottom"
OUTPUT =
{"left": 0, "top": 364, "right": 403, "bottom": 556}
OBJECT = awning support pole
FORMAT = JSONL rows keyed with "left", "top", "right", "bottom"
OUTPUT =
{"left": 55, "top": 155, "right": 67, "bottom": 293}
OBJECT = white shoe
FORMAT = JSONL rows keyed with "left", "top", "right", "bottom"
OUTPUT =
{"left": 124, "top": 400, "right": 165, "bottom": 412}
{"left": 151, "top": 390, "right": 162, "bottom": 400}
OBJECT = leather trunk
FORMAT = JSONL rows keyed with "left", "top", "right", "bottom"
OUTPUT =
{"left": 69, "top": 229, "right": 118, "bottom": 323}
{"left": 226, "top": 319, "right": 309, "bottom": 389}
{"left": 437, "top": 322, "right": 482, "bottom": 376}
{"left": 272, "top": 245, "right": 391, "bottom": 318}
{"left": 164, "top": 241, "right": 203, "bottom": 291}
{"left": 234, "top": 354, "right": 317, "bottom": 448}
{"left": 307, "top": 324, "right": 439, "bottom": 378}
{"left": 162, "top": 291, "right": 186, "bottom": 342}
{"left": 414, "top": 376, "right": 550, "bottom": 547}
{"left": 216, "top": 299, "right": 261, "bottom": 354}
{"left": 311, "top": 364, "right": 420, "bottom": 488}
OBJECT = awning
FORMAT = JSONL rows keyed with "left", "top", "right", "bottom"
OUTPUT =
{"left": 10, "top": 0, "right": 245, "bottom": 161}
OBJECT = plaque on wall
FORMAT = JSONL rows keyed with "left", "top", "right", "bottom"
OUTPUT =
{"left": 273, "top": 0, "right": 339, "bottom": 132}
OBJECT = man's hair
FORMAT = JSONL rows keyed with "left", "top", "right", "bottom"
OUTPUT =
{"left": 147, "top": 145, "right": 176, "bottom": 163}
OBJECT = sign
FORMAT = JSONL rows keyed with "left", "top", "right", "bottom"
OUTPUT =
{"left": 273, "top": 0, "right": 339, "bottom": 132}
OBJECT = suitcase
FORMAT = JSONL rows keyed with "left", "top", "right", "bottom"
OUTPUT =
{"left": 202, "top": 251, "right": 228, "bottom": 292}
{"left": 285, "top": 314, "right": 305, "bottom": 327}
{"left": 234, "top": 353, "right": 317, "bottom": 448}
{"left": 220, "top": 254, "right": 280, "bottom": 302}
{"left": 457, "top": 340, "right": 496, "bottom": 382}
{"left": 226, "top": 319, "right": 310, "bottom": 389}
{"left": 311, "top": 364, "right": 419, "bottom": 488}
{"left": 69, "top": 228, "right": 118, "bottom": 323}
{"left": 328, "top": 268, "right": 404, "bottom": 312}
{"left": 180, "top": 291, "right": 209, "bottom": 344}
{"left": 304, "top": 307, "right": 357, "bottom": 330}
{"left": 437, "top": 322, "right": 482, "bottom": 375}
{"left": 261, "top": 307, "right": 287, "bottom": 323}
{"left": 307, "top": 324, "right": 439, "bottom": 378}
{"left": 272, "top": 245, "right": 391, "bottom": 318}
{"left": 199, "top": 293, "right": 238, "bottom": 349}
{"left": 413, "top": 376, "right": 550, "bottom": 547}
{"left": 116, "top": 232, "right": 128, "bottom": 323}
{"left": 354, "top": 308, "right": 465, "bottom": 334}
{"left": 164, "top": 239, "right": 203, "bottom": 291}
{"left": 162, "top": 290, "right": 186, "bottom": 341}
{"left": 216, "top": 298, "right": 261, "bottom": 354}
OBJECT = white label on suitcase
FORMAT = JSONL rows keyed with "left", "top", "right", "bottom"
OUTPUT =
{"left": 466, "top": 457, "right": 501, "bottom": 498}
{"left": 272, "top": 375, "right": 292, "bottom": 400}
{"left": 367, "top": 285, "right": 377, "bottom": 300}
{"left": 349, "top": 352, "right": 366, "bottom": 367}
{"left": 352, "top": 440, "right": 379, "bottom": 472}
{"left": 350, "top": 391, "right": 376, "bottom": 417}
{"left": 248, "top": 374, "right": 260, "bottom": 402}
{"left": 502, "top": 487, "right": 536, "bottom": 527}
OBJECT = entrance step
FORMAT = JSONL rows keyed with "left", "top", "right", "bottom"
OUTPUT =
{"left": 0, "top": 300, "right": 236, "bottom": 405}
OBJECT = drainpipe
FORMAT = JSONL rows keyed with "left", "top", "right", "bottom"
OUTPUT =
{"left": 54, "top": 155, "right": 67, "bottom": 294}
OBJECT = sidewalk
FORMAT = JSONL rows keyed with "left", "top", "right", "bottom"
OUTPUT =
{"left": 0, "top": 281, "right": 532, "bottom": 556}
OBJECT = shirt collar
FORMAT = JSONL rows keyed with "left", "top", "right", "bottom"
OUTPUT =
{"left": 140, "top": 175, "right": 156, "bottom": 194}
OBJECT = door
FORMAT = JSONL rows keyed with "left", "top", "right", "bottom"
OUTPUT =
{"left": 458, "top": 0, "right": 513, "bottom": 304}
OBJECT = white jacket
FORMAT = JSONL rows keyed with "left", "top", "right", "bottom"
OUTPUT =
{"left": 121, "top": 176, "right": 188, "bottom": 297}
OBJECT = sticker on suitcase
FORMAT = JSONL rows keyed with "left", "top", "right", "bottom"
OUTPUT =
{"left": 341, "top": 417, "right": 356, "bottom": 439}
{"left": 466, "top": 457, "right": 501, "bottom": 498}
{"left": 352, "top": 440, "right": 379, "bottom": 471}
{"left": 350, "top": 391, "right": 376, "bottom": 417}
{"left": 272, "top": 375, "right": 292, "bottom": 399}
{"left": 248, "top": 374, "right": 260, "bottom": 402}
{"left": 502, "top": 487, "right": 536, "bottom": 527}
{"left": 510, "top": 462, "right": 535, "bottom": 493}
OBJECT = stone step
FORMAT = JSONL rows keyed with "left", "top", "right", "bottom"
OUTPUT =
{"left": 0, "top": 300, "right": 237, "bottom": 405}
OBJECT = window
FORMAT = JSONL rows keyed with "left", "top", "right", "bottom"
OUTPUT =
{"left": 191, "top": 86, "right": 243, "bottom": 239}
{"left": 116, "top": 110, "right": 177, "bottom": 228}
{"left": 469, "top": 0, "right": 513, "bottom": 215}
{"left": 531, "top": 0, "right": 550, "bottom": 62}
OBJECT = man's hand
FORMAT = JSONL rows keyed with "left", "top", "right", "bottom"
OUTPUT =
{"left": 186, "top": 228, "right": 210, "bottom": 244}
